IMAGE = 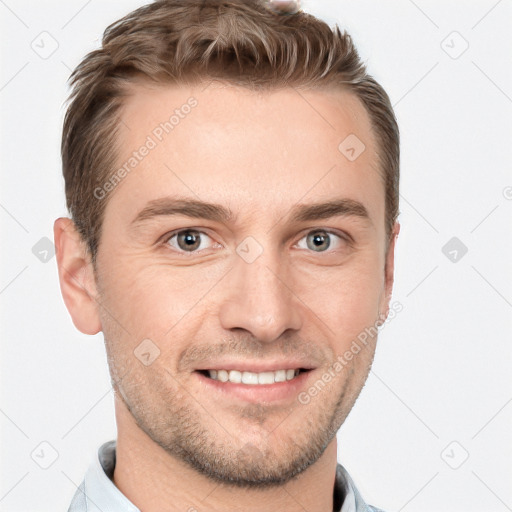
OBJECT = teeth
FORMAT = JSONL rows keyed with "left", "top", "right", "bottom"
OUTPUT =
{"left": 217, "top": 370, "right": 228, "bottom": 382}
{"left": 274, "top": 369, "right": 287, "bottom": 382}
{"left": 229, "top": 370, "right": 242, "bottom": 383}
{"left": 206, "top": 368, "right": 301, "bottom": 385}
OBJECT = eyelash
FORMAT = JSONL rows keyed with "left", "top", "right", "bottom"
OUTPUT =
{"left": 160, "top": 228, "right": 351, "bottom": 256}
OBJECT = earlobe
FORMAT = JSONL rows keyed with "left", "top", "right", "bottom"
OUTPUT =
{"left": 53, "top": 217, "right": 102, "bottom": 335}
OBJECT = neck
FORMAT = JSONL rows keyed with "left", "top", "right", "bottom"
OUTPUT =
{"left": 113, "top": 397, "right": 338, "bottom": 512}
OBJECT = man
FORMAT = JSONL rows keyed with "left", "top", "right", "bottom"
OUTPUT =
{"left": 55, "top": 0, "right": 400, "bottom": 510}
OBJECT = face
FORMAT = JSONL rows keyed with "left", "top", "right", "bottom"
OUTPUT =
{"left": 83, "top": 82, "right": 396, "bottom": 487}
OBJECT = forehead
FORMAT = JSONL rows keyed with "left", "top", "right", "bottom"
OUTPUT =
{"left": 107, "top": 81, "right": 384, "bottom": 230}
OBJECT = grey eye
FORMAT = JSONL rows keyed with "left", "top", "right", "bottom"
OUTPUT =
{"left": 306, "top": 231, "right": 330, "bottom": 252}
{"left": 168, "top": 230, "right": 213, "bottom": 252}
{"left": 296, "top": 230, "right": 344, "bottom": 253}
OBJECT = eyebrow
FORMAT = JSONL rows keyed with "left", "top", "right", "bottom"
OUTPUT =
{"left": 130, "top": 197, "right": 371, "bottom": 226}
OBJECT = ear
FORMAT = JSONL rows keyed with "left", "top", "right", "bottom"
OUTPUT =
{"left": 53, "top": 217, "right": 102, "bottom": 335}
{"left": 379, "top": 221, "right": 400, "bottom": 320}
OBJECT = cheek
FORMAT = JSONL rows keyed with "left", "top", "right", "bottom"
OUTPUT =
{"left": 101, "top": 258, "right": 222, "bottom": 340}
{"left": 296, "top": 253, "right": 384, "bottom": 342}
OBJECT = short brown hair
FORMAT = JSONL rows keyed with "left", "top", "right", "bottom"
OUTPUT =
{"left": 62, "top": 0, "right": 399, "bottom": 262}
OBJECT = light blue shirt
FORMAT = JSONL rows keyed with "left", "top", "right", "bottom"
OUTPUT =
{"left": 67, "top": 440, "right": 386, "bottom": 512}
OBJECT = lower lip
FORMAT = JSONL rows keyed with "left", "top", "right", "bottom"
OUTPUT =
{"left": 194, "top": 370, "right": 313, "bottom": 404}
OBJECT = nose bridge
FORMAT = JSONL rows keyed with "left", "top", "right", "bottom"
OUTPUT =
{"left": 218, "top": 239, "right": 302, "bottom": 342}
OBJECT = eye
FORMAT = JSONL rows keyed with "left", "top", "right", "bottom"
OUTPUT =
{"left": 164, "top": 229, "right": 219, "bottom": 253}
{"left": 296, "top": 230, "right": 347, "bottom": 253}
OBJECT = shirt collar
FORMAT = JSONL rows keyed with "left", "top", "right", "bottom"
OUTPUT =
{"left": 75, "top": 440, "right": 139, "bottom": 512}
{"left": 72, "top": 440, "right": 371, "bottom": 512}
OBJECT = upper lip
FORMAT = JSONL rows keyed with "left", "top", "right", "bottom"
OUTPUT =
{"left": 195, "top": 360, "right": 316, "bottom": 373}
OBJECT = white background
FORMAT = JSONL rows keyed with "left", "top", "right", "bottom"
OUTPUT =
{"left": 1, "top": 1, "right": 511, "bottom": 511}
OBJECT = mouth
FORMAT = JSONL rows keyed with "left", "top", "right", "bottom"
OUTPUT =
{"left": 195, "top": 368, "right": 311, "bottom": 385}
{"left": 194, "top": 367, "right": 314, "bottom": 403}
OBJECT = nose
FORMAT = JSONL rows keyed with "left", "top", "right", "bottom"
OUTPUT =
{"left": 218, "top": 246, "right": 303, "bottom": 344}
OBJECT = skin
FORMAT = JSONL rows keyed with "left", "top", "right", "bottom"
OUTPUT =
{"left": 55, "top": 81, "right": 399, "bottom": 512}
